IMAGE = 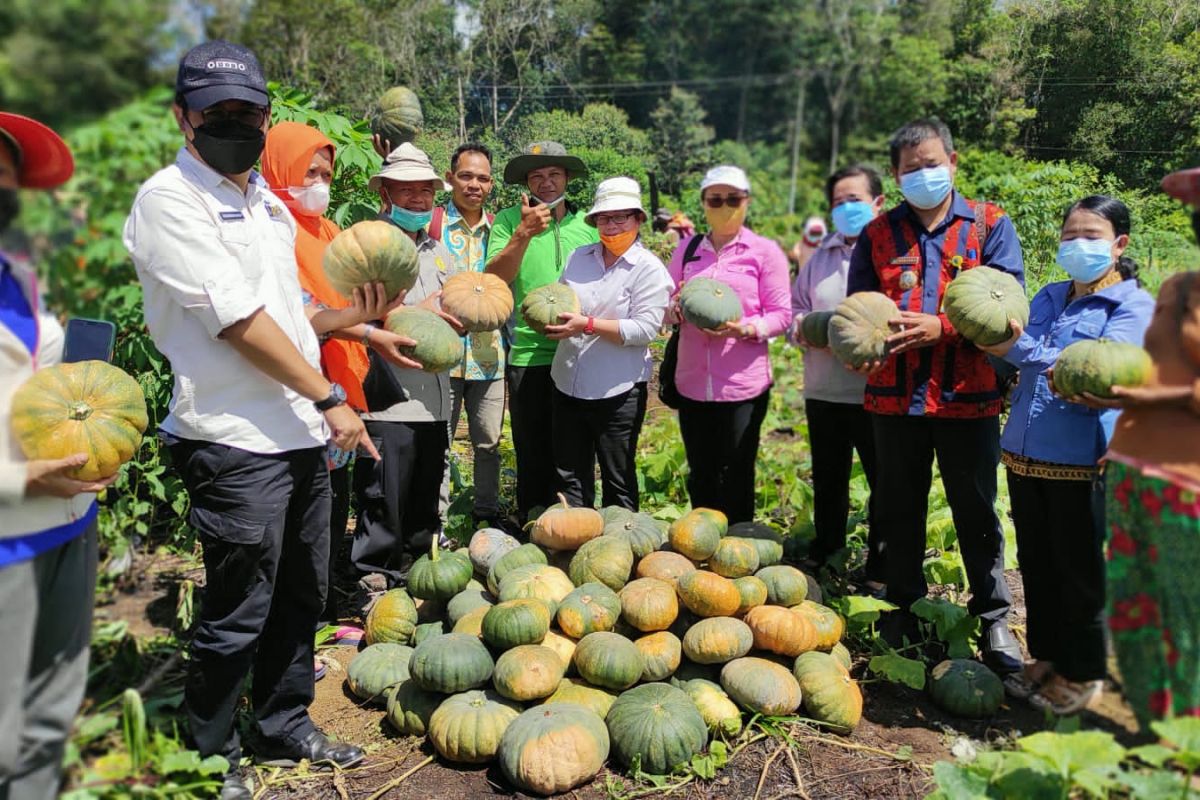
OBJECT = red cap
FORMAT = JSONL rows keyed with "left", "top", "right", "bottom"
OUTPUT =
{"left": 0, "top": 112, "right": 75, "bottom": 189}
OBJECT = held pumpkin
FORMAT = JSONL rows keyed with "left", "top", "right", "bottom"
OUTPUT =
{"left": 407, "top": 537, "right": 473, "bottom": 601}
{"left": 605, "top": 683, "right": 708, "bottom": 775}
{"left": 498, "top": 704, "right": 611, "bottom": 796}
{"left": 829, "top": 292, "right": 899, "bottom": 369}
{"left": 679, "top": 277, "right": 743, "bottom": 330}
{"left": 370, "top": 86, "right": 424, "bottom": 147}
{"left": 799, "top": 310, "right": 835, "bottom": 349}
{"left": 529, "top": 494, "right": 604, "bottom": 552}
{"left": 1053, "top": 339, "right": 1153, "bottom": 398}
{"left": 521, "top": 283, "right": 581, "bottom": 335}
{"left": 384, "top": 306, "right": 465, "bottom": 373}
{"left": 440, "top": 271, "right": 514, "bottom": 333}
{"left": 942, "top": 267, "right": 1029, "bottom": 346}
{"left": 428, "top": 688, "right": 521, "bottom": 763}
{"left": 323, "top": 219, "right": 420, "bottom": 301}
{"left": 12, "top": 361, "right": 148, "bottom": 481}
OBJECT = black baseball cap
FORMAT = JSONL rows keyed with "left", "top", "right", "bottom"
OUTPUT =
{"left": 175, "top": 40, "right": 268, "bottom": 111}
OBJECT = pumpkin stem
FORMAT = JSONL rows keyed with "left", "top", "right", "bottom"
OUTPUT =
{"left": 556, "top": 492, "right": 570, "bottom": 509}
{"left": 68, "top": 401, "right": 93, "bottom": 421}
{"left": 430, "top": 535, "right": 439, "bottom": 562}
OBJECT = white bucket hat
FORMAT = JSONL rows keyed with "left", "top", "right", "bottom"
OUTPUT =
{"left": 368, "top": 142, "right": 450, "bottom": 192}
{"left": 584, "top": 176, "right": 646, "bottom": 226}
{"left": 699, "top": 164, "right": 751, "bottom": 194}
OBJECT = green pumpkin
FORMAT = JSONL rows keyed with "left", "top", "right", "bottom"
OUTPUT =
{"left": 679, "top": 678, "right": 742, "bottom": 736}
{"left": 793, "top": 651, "right": 862, "bottom": 733}
{"left": 447, "top": 584, "right": 495, "bottom": 624}
{"left": 679, "top": 277, "right": 743, "bottom": 330}
{"left": 724, "top": 522, "right": 784, "bottom": 567}
{"left": 755, "top": 565, "right": 809, "bottom": 606}
{"left": 574, "top": 632, "right": 644, "bottom": 691}
{"left": 521, "top": 283, "right": 581, "bottom": 335}
{"left": 556, "top": 582, "right": 622, "bottom": 639}
{"left": 1053, "top": 339, "right": 1153, "bottom": 398}
{"left": 829, "top": 292, "right": 899, "bottom": 368}
{"left": 830, "top": 642, "right": 852, "bottom": 671}
{"left": 929, "top": 659, "right": 1004, "bottom": 718}
{"left": 322, "top": 220, "right": 420, "bottom": 302}
{"left": 942, "top": 267, "right": 1030, "bottom": 346}
{"left": 708, "top": 537, "right": 760, "bottom": 578}
{"left": 605, "top": 682, "right": 708, "bottom": 775}
{"left": 568, "top": 536, "right": 634, "bottom": 591}
{"left": 682, "top": 617, "right": 754, "bottom": 665}
{"left": 428, "top": 688, "right": 522, "bottom": 763}
{"left": 385, "top": 678, "right": 445, "bottom": 736}
{"left": 384, "top": 307, "right": 466, "bottom": 373}
{"left": 370, "top": 86, "right": 424, "bottom": 147}
{"left": 409, "top": 632, "right": 495, "bottom": 694}
{"left": 499, "top": 703, "right": 611, "bottom": 796}
{"left": 487, "top": 543, "right": 549, "bottom": 596}
{"left": 541, "top": 678, "right": 619, "bottom": 720}
{"left": 602, "top": 511, "right": 667, "bottom": 559}
{"left": 482, "top": 599, "right": 552, "bottom": 651}
{"left": 406, "top": 536, "right": 473, "bottom": 601}
{"left": 720, "top": 657, "right": 803, "bottom": 715}
{"left": 498, "top": 564, "right": 575, "bottom": 617}
{"left": 492, "top": 645, "right": 565, "bottom": 701}
{"left": 365, "top": 588, "right": 419, "bottom": 645}
{"left": 635, "top": 631, "right": 682, "bottom": 682}
{"left": 732, "top": 576, "right": 769, "bottom": 615}
{"left": 346, "top": 643, "right": 414, "bottom": 705}
{"left": 411, "top": 621, "right": 445, "bottom": 647}
{"left": 799, "top": 310, "right": 835, "bottom": 348}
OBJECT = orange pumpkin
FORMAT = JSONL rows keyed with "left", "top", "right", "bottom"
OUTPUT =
{"left": 668, "top": 510, "right": 724, "bottom": 561}
{"left": 440, "top": 271, "right": 514, "bottom": 332}
{"left": 12, "top": 361, "right": 148, "bottom": 480}
{"left": 618, "top": 577, "right": 679, "bottom": 632}
{"left": 675, "top": 571, "right": 741, "bottom": 618}
{"left": 792, "top": 600, "right": 846, "bottom": 650}
{"left": 529, "top": 493, "right": 604, "bottom": 552}
{"left": 743, "top": 605, "right": 819, "bottom": 657}
{"left": 636, "top": 551, "right": 697, "bottom": 585}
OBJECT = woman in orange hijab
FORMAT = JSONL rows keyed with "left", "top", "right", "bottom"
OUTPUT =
{"left": 262, "top": 121, "right": 416, "bottom": 629}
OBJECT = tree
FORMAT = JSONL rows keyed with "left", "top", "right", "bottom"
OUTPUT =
{"left": 649, "top": 87, "right": 713, "bottom": 196}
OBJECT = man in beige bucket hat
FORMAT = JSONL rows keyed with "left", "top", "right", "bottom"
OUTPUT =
{"left": 353, "top": 142, "right": 463, "bottom": 597}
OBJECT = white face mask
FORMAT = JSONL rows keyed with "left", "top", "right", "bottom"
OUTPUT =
{"left": 288, "top": 182, "right": 331, "bottom": 216}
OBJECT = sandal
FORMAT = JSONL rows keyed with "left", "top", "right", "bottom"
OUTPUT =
{"left": 1003, "top": 661, "right": 1053, "bottom": 700}
{"left": 1029, "top": 675, "right": 1103, "bottom": 715}
{"left": 314, "top": 657, "right": 327, "bottom": 682}
{"left": 331, "top": 626, "right": 365, "bottom": 648}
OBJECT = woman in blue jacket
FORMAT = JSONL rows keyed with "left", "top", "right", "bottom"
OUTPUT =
{"left": 980, "top": 195, "right": 1154, "bottom": 715}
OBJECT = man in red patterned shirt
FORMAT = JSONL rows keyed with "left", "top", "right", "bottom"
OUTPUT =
{"left": 847, "top": 118, "right": 1025, "bottom": 674}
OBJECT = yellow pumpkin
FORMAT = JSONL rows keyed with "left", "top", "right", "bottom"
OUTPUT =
{"left": 618, "top": 577, "right": 679, "bottom": 632}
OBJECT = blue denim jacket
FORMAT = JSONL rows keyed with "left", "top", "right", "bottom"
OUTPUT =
{"left": 1000, "top": 278, "right": 1154, "bottom": 466}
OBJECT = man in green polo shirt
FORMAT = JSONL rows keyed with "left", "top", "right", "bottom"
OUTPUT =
{"left": 487, "top": 141, "right": 598, "bottom": 521}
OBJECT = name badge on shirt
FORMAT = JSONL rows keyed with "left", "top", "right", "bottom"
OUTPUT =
{"left": 218, "top": 211, "right": 245, "bottom": 221}
{"left": 264, "top": 201, "right": 287, "bottom": 220}
{"left": 890, "top": 256, "right": 920, "bottom": 266}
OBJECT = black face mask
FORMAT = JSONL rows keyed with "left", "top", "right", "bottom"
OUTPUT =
{"left": 0, "top": 187, "right": 19, "bottom": 234}
{"left": 189, "top": 119, "right": 265, "bottom": 176}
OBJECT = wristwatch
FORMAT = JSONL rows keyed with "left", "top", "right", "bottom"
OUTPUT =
{"left": 584, "top": 316, "right": 596, "bottom": 335}
{"left": 314, "top": 382, "right": 347, "bottom": 412}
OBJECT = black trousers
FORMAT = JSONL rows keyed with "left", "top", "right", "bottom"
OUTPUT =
{"left": 506, "top": 364, "right": 559, "bottom": 519}
{"left": 552, "top": 383, "right": 648, "bottom": 511}
{"left": 169, "top": 440, "right": 330, "bottom": 764}
{"left": 806, "top": 398, "right": 883, "bottom": 581}
{"left": 352, "top": 419, "right": 447, "bottom": 585}
{"left": 871, "top": 414, "right": 1012, "bottom": 625}
{"left": 677, "top": 388, "right": 770, "bottom": 525}
{"left": 1008, "top": 470, "right": 1107, "bottom": 681}
{"left": 321, "top": 463, "right": 353, "bottom": 624}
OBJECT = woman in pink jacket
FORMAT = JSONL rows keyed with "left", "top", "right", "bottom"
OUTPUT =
{"left": 667, "top": 165, "right": 793, "bottom": 523}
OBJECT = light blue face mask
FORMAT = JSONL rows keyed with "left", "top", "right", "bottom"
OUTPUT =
{"left": 1057, "top": 238, "right": 1115, "bottom": 283}
{"left": 830, "top": 201, "right": 875, "bottom": 237}
{"left": 389, "top": 205, "right": 433, "bottom": 232}
{"left": 899, "top": 166, "right": 953, "bottom": 210}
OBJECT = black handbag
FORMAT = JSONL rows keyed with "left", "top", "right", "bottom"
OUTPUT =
{"left": 656, "top": 234, "right": 706, "bottom": 409}
{"left": 362, "top": 344, "right": 409, "bottom": 413}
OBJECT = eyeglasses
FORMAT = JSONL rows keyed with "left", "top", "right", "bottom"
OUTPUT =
{"left": 594, "top": 213, "right": 635, "bottom": 227}
{"left": 703, "top": 194, "right": 747, "bottom": 209}
{"left": 199, "top": 105, "right": 270, "bottom": 128}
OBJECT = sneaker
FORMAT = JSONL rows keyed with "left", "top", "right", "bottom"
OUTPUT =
{"left": 1029, "top": 675, "right": 1104, "bottom": 715}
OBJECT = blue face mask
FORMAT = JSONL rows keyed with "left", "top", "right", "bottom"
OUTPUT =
{"left": 389, "top": 205, "right": 433, "bottom": 232}
{"left": 899, "top": 166, "right": 953, "bottom": 210}
{"left": 1057, "top": 238, "right": 1115, "bottom": 283}
{"left": 830, "top": 201, "right": 875, "bottom": 237}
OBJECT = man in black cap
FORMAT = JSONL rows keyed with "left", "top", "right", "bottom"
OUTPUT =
{"left": 485, "top": 141, "right": 596, "bottom": 522}
{"left": 124, "top": 41, "right": 368, "bottom": 798}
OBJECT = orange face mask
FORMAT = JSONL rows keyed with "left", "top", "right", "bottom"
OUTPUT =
{"left": 704, "top": 203, "right": 747, "bottom": 237}
{"left": 600, "top": 228, "right": 639, "bottom": 258}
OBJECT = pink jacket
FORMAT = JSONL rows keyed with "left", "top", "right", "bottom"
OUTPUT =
{"left": 667, "top": 228, "right": 793, "bottom": 402}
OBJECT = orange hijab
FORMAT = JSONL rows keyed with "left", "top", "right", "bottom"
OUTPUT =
{"left": 262, "top": 121, "right": 369, "bottom": 411}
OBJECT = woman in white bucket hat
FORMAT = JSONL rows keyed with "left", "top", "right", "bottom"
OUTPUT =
{"left": 543, "top": 176, "right": 673, "bottom": 510}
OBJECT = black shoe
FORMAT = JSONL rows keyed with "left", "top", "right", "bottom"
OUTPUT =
{"left": 256, "top": 730, "right": 365, "bottom": 770}
{"left": 980, "top": 622, "right": 1023, "bottom": 676}
{"left": 220, "top": 772, "right": 252, "bottom": 800}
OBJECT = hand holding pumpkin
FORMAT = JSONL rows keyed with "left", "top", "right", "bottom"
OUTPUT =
{"left": 976, "top": 319, "right": 1024, "bottom": 358}
{"left": 351, "top": 282, "right": 406, "bottom": 322}
{"left": 1105, "top": 383, "right": 1191, "bottom": 408}
{"left": 701, "top": 320, "right": 753, "bottom": 340}
{"left": 1044, "top": 367, "right": 1120, "bottom": 409}
{"left": 371, "top": 133, "right": 394, "bottom": 160}
{"left": 544, "top": 312, "right": 589, "bottom": 340}
{"left": 367, "top": 328, "right": 423, "bottom": 370}
{"left": 25, "top": 454, "right": 119, "bottom": 499}
{"left": 419, "top": 291, "right": 467, "bottom": 335}
{"left": 886, "top": 311, "right": 943, "bottom": 354}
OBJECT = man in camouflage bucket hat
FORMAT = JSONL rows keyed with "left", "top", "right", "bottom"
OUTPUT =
{"left": 486, "top": 142, "right": 596, "bottom": 522}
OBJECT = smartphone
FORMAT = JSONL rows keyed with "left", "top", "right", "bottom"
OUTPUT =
{"left": 62, "top": 318, "right": 117, "bottom": 364}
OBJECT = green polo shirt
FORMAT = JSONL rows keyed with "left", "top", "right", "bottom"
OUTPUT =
{"left": 487, "top": 204, "right": 599, "bottom": 367}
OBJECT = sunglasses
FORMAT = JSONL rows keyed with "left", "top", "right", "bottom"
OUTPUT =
{"left": 594, "top": 213, "right": 635, "bottom": 226}
{"left": 199, "top": 105, "right": 270, "bottom": 129}
{"left": 703, "top": 194, "right": 747, "bottom": 209}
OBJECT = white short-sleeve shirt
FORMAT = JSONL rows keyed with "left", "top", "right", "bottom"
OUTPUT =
{"left": 123, "top": 148, "right": 326, "bottom": 453}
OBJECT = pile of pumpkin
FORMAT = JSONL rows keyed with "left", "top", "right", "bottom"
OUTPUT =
{"left": 343, "top": 498, "right": 862, "bottom": 795}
